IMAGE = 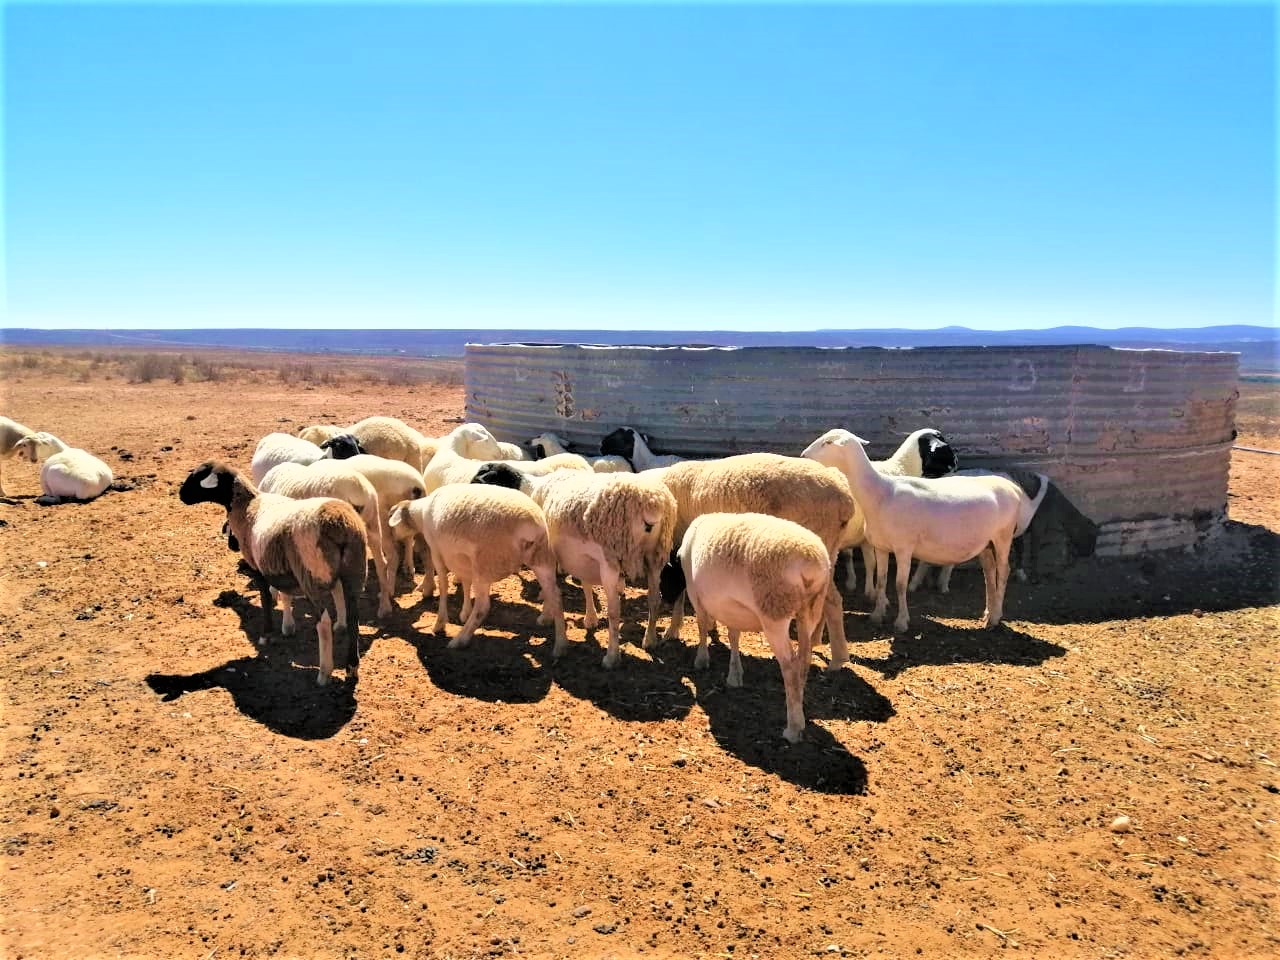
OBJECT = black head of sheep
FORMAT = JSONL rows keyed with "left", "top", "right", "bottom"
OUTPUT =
{"left": 658, "top": 550, "right": 686, "bottom": 604}
{"left": 471, "top": 462, "right": 525, "bottom": 490}
{"left": 179, "top": 461, "right": 238, "bottom": 508}
{"left": 320, "top": 434, "right": 366, "bottom": 459}
{"left": 600, "top": 427, "right": 641, "bottom": 464}
{"left": 918, "top": 430, "right": 959, "bottom": 478}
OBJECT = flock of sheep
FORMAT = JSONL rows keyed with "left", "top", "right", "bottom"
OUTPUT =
{"left": 2, "top": 411, "right": 1099, "bottom": 744}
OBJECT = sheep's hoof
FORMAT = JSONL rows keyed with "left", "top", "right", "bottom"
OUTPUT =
{"left": 726, "top": 669, "right": 743, "bottom": 688}
{"left": 662, "top": 627, "right": 679, "bottom": 642}
{"left": 782, "top": 726, "right": 803, "bottom": 745}
{"left": 984, "top": 616, "right": 1003, "bottom": 629}
{"left": 1014, "top": 569, "right": 1028, "bottom": 584}
{"left": 641, "top": 630, "right": 658, "bottom": 650}
{"left": 431, "top": 621, "right": 448, "bottom": 636}
{"left": 584, "top": 616, "right": 599, "bottom": 631}
{"left": 824, "top": 660, "right": 846, "bottom": 674}
{"left": 281, "top": 623, "right": 297, "bottom": 637}
{"left": 892, "top": 617, "right": 910, "bottom": 634}
{"left": 316, "top": 672, "right": 330, "bottom": 687}
{"left": 868, "top": 609, "right": 886, "bottom": 625}
{"left": 257, "top": 636, "right": 269, "bottom": 647}
{"left": 536, "top": 612, "right": 552, "bottom": 626}
{"left": 377, "top": 603, "right": 393, "bottom": 619}
{"left": 939, "top": 585, "right": 950, "bottom": 595}
{"left": 694, "top": 650, "right": 710, "bottom": 670}
{"left": 447, "top": 636, "right": 470, "bottom": 650}
{"left": 601, "top": 651, "right": 621, "bottom": 670}
{"left": 551, "top": 639, "right": 570, "bottom": 658}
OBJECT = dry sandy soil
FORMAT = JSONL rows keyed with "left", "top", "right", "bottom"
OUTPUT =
{"left": 2, "top": 355, "right": 1277, "bottom": 960}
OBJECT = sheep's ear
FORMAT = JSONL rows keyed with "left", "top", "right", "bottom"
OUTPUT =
{"left": 199, "top": 471, "right": 221, "bottom": 489}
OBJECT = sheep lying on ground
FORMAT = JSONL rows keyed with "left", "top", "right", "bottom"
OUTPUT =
{"left": 179, "top": 462, "right": 367, "bottom": 685}
{"left": 828, "top": 428, "right": 958, "bottom": 598}
{"left": 473, "top": 463, "right": 676, "bottom": 668}
{"left": 801, "top": 429, "right": 1023, "bottom": 633}
{"left": 0, "top": 416, "right": 36, "bottom": 495}
{"left": 600, "top": 427, "right": 685, "bottom": 471}
{"left": 13, "top": 432, "right": 114, "bottom": 505}
{"left": 250, "top": 433, "right": 325, "bottom": 485}
{"left": 259, "top": 460, "right": 394, "bottom": 617}
{"left": 660, "top": 513, "right": 832, "bottom": 743}
{"left": 530, "top": 432, "right": 632, "bottom": 474}
{"left": 387, "top": 486, "right": 567, "bottom": 654}
{"left": 908, "top": 467, "right": 1049, "bottom": 593}
{"left": 651, "top": 453, "right": 856, "bottom": 670}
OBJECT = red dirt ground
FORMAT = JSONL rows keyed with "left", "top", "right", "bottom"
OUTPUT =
{"left": 1, "top": 364, "right": 1277, "bottom": 960}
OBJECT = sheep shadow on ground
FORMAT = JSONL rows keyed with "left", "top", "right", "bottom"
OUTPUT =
{"left": 665, "top": 639, "right": 890, "bottom": 795}
{"left": 144, "top": 653, "right": 357, "bottom": 740}
{"left": 838, "top": 520, "right": 1280, "bottom": 628}
{"left": 394, "top": 587, "right": 555, "bottom": 704}
{"left": 847, "top": 618, "right": 1067, "bottom": 681}
{"left": 211, "top": 584, "right": 369, "bottom": 670}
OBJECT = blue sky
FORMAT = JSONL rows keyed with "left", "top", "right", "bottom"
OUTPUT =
{"left": 4, "top": 1, "right": 1275, "bottom": 331}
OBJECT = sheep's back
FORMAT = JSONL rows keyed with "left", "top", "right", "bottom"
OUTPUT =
{"left": 665, "top": 453, "right": 854, "bottom": 550}
{"left": 41, "top": 448, "right": 113, "bottom": 499}
{"left": 685, "top": 513, "right": 830, "bottom": 621}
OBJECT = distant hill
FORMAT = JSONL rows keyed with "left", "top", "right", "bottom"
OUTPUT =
{"left": 3, "top": 324, "right": 1276, "bottom": 371}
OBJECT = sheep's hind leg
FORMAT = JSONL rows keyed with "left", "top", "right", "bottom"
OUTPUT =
{"left": 449, "top": 581, "right": 491, "bottom": 649}
{"left": 908, "top": 560, "right": 931, "bottom": 593}
{"left": 763, "top": 618, "right": 807, "bottom": 744}
{"left": 315, "top": 610, "right": 335, "bottom": 686}
{"left": 978, "top": 545, "right": 998, "bottom": 628}
{"left": 892, "top": 549, "right": 913, "bottom": 633}
{"left": 278, "top": 591, "right": 297, "bottom": 637}
{"left": 642, "top": 564, "right": 662, "bottom": 650}
{"left": 599, "top": 564, "right": 624, "bottom": 669}
{"left": 726, "top": 629, "right": 743, "bottom": 688}
{"left": 822, "top": 583, "right": 848, "bottom": 672}
{"left": 663, "top": 590, "right": 687, "bottom": 641}
{"left": 868, "top": 549, "right": 890, "bottom": 625}
{"left": 840, "top": 549, "right": 858, "bottom": 593}
{"left": 581, "top": 582, "right": 600, "bottom": 630}
{"left": 860, "top": 542, "right": 877, "bottom": 603}
{"left": 431, "top": 556, "right": 451, "bottom": 636}
{"left": 693, "top": 608, "right": 714, "bottom": 670}
{"left": 533, "top": 563, "right": 569, "bottom": 656}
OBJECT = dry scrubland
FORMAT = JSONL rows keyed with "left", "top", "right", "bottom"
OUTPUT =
{"left": 1, "top": 348, "right": 1277, "bottom": 960}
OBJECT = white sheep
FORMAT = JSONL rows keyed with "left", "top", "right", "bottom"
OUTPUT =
{"left": 12, "top": 432, "right": 114, "bottom": 504}
{"left": 258, "top": 460, "right": 394, "bottom": 618}
{"left": 530, "top": 432, "right": 632, "bottom": 474}
{"left": 386, "top": 486, "right": 567, "bottom": 653}
{"left": 473, "top": 463, "right": 677, "bottom": 669}
{"left": 179, "top": 462, "right": 368, "bottom": 685}
{"left": 599, "top": 426, "right": 685, "bottom": 471}
{"left": 423, "top": 423, "right": 588, "bottom": 495}
{"left": 0, "top": 416, "right": 36, "bottom": 495}
{"left": 660, "top": 512, "right": 832, "bottom": 743}
{"left": 250, "top": 433, "right": 325, "bottom": 486}
{"left": 801, "top": 429, "right": 1024, "bottom": 633}
{"left": 825, "top": 427, "right": 958, "bottom": 599}
{"left": 652, "top": 452, "right": 856, "bottom": 670}
{"left": 907, "top": 467, "right": 1049, "bottom": 594}
{"left": 296, "top": 424, "right": 346, "bottom": 446}
{"left": 321, "top": 453, "right": 427, "bottom": 582}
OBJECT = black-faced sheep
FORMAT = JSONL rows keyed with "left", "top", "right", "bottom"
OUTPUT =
{"left": 179, "top": 462, "right": 367, "bottom": 685}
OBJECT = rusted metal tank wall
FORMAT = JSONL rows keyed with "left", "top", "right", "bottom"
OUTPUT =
{"left": 464, "top": 344, "right": 1239, "bottom": 556}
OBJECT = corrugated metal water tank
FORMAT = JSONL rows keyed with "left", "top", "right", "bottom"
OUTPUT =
{"left": 465, "top": 343, "right": 1239, "bottom": 557}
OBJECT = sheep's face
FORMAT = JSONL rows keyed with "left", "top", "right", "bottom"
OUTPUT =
{"left": 320, "top": 434, "right": 365, "bottom": 460}
{"left": 179, "top": 462, "right": 235, "bottom": 507}
{"left": 800, "top": 429, "right": 867, "bottom": 466}
{"left": 13, "top": 436, "right": 40, "bottom": 463}
{"left": 453, "top": 423, "right": 504, "bottom": 460}
{"left": 472, "top": 462, "right": 525, "bottom": 490}
{"left": 658, "top": 551, "right": 686, "bottom": 604}
{"left": 917, "top": 430, "right": 959, "bottom": 478}
{"left": 600, "top": 427, "right": 638, "bottom": 462}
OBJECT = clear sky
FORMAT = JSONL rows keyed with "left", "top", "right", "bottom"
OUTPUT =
{"left": 4, "top": 1, "right": 1275, "bottom": 331}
